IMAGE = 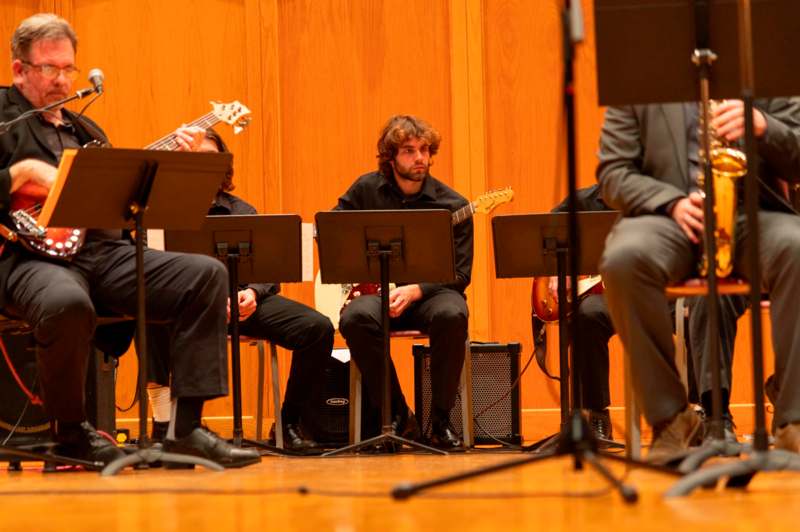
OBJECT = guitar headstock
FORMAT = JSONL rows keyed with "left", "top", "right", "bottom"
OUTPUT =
{"left": 472, "top": 187, "right": 514, "bottom": 214}
{"left": 210, "top": 100, "right": 252, "bottom": 134}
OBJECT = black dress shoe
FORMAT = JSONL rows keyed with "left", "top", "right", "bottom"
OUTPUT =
{"left": 163, "top": 427, "right": 261, "bottom": 469}
{"left": 702, "top": 415, "right": 739, "bottom": 445}
{"left": 589, "top": 409, "right": 614, "bottom": 445}
{"left": 429, "top": 417, "right": 463, "bottom": 450}
{"left": 284, "top": 423, "right": 319, "bottom": 451}
{"left": 392, "top": 409, "right": 421, "bottom": 441}
{"left": 54, "top": 421, "right": 126, "bottom": 470}
{"left": 268, "top": 422, "right": 319, "bottom": 451}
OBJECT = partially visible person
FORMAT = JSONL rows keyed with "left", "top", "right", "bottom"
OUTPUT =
{"left": 146, "top": 127, "right": 335, "bottom": 451}
{"left": 541, "top": 185, "right": 745, "bottom": 446}
{"left": 597, "top": 98, "right": 800, "bottom": 464}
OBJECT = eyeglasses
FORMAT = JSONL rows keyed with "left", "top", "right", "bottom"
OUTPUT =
{"left": 22, "top": 61, "right": 80, "bottom": 81}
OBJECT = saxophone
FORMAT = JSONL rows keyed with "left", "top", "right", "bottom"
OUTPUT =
{"left": 698, "top": 100, "right": 747, "bottom": 278}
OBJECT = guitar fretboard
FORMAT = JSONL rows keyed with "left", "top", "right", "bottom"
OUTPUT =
{"left": 145, "top": 112, "right": 221, "bottom": 151}
{"left": 452, "top": 202, "right": 476, "bottom": 226}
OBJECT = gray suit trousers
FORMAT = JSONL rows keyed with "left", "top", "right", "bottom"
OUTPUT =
{"left": 600, "top": 211, "right": 800, "bottom": 428}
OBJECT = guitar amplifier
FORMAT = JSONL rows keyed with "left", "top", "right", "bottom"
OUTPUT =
{"left": 0, "top": 330, "right": 117, "bottom": 460}
{"left": 0, "top": 331, "right": 51, "bottom": 451}
{"left": 300, "top": 350, "right": 377, "bottom": 445}
{"left": 413, "top": 342, "right": 522, "bottom": 445}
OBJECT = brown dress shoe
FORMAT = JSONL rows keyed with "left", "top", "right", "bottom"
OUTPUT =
{"left": 647, "top": 406, "right": 702, "bottom": 466}
{"left": 775, "top": 422, "right": 800, "bottom": 453}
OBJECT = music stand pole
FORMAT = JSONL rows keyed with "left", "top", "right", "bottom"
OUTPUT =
{"left": 220, "top": 245, "right": 295, "bottom": 455}
{"left": 102, "top": 162, "right": 222, "bottom": 475}
{"left": 225, "top": 249, "right": 245, "bottom": 445}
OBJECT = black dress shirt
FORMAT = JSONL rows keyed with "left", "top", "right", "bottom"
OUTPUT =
{"left": 335, "top": 171, "right": 473, "bottom": 296}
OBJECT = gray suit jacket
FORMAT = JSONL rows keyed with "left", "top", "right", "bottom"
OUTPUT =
{"left": 597, "top": 100, "right": 800, "bottom": 216}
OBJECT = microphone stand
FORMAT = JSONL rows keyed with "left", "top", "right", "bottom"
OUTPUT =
{"left": 0, "top": 86, "right": 99, "bottom": 135}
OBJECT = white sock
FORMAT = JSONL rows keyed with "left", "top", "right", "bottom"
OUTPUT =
{"left": 146, "top": 384, "right": 172, "bottom": 423}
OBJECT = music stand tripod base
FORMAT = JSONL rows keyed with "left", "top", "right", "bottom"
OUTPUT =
{"left": 101, "top": 448, "right": 224, "bottom": 476}
{"left": 0, "top": 445, "right": 104, "bottom": 471}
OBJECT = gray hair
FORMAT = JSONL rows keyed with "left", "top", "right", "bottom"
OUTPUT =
{"left": 11, "top": 13, "right": 77, "bottom": 61}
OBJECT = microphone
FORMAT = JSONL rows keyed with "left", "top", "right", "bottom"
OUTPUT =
{"left": 76, "top": 68, "right": 104, "bottom": 98}
{"left": 88, "top": 68, "right": 104, "bottom": 95}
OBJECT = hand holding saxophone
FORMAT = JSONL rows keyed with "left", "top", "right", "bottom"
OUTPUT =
{"left": 669, "top": 191, "right": 705, "bottom": 244}
{"left": 710, "top": 99, "right": 768, "bottom": 142}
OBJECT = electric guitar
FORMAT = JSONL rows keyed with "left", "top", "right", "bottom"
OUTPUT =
{"left": 4, "top": 100, "right": 252, "bottom": 260}
{"left": 315, "top": 187, "right": 515, "bottom": 328}
{"left": 530, "top": 274, "right": 603, "bottom": 322}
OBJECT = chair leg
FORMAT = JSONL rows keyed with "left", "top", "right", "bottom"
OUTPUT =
{"left": 269, "top": 342, "right": 284, "bottom": 449}
{"left": 624, "top": 348, "right": 641, "bottom": 460}
{"left": 675, "top": 297, "right": 689, "bottom": 393}
{"left": 349, "top": 360, "right": 362, "bottom": 444}
{"left": 460, "top": 339, "right": 473, "bottom": 448}
{"left": 256, "top": 341, "right": 265, "bottom": 441}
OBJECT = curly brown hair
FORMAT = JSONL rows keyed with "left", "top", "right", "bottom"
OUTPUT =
{"left": 204, "top": 127, "right": 235, "bottom": 192}
{"left": 376, "top": 115, "right": 441, "bottom": 177}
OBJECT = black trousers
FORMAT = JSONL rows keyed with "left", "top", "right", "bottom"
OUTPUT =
{"left": 572, "top": 294, "right": 615, "bottom": 412}
{"left": 149, "top": 293, "right": 334, "bottom": 424}
{"left": 6, "top": 239, "right": 229, "bottom": 423}
{"left": 339, "top": 288, "right": 468, "bottom": 416}
{"left": 687, "top": 294, "right": 749, "bottom": 403}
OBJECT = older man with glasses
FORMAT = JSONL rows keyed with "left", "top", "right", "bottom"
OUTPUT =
{"left": 0, "top": 13, "right": 261, "bottom": 470}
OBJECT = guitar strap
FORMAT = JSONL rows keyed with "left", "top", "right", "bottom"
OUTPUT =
{"left": 531, "top": 314, "right": 559, "bottom": 381}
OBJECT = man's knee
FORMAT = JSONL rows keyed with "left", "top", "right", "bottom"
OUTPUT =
{"left": 429, "top": 306, "right": 468, "bottom": 336}
{"left": 36, "top": 294, "right": 95, "bottom": 342}
{"left": 600, "top": 240, "right": 652, "bottom": 289}
{"left": 183, "top": 254, "right": 228, "bottom": 296}
{"left": 307, "top": 312, "right": 335, "bottom": 343}
{"left": 339, "top": 307, "right": 375, "bottom": 338}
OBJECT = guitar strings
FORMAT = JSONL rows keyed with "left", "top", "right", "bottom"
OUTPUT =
{"left": 146, "top": 113, "right": 219, "bottom": 151}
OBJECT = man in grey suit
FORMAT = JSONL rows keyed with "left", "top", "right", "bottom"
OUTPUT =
{"left": 597, "top": 99, "right": 800, "bottom": 463}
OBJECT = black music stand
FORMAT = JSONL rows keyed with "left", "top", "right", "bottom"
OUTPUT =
{"left": 594, "top": 0, "right": 800, "bottom": 495}
{"left": 164, "top": 214, "right": 303, "bottom": 455}
{"left": 315, "top": 209, "right": 454, "bottom": 456}
{"left": 393, "top": 212, "right": 686, "bottom": 502}
{"left": 35, "top": 147, "right": 231, "bottom": 475}
{"left": 496, "top": 211, "right": 620, "bottom": 452}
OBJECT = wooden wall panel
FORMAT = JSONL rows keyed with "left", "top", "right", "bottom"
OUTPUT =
{"left": 0, "top": 2, "right": 42, "bottom": 84}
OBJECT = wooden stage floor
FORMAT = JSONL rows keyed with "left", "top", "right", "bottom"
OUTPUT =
{"left": 2, "top": 449, "right": 800, "bottom": 531}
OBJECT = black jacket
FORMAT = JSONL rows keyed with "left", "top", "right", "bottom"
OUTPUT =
{"left": 0, "top": 86, "right": 111, "bottom": 306}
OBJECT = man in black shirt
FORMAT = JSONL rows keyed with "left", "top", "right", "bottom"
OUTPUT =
{"left": 147, "top": 128, "right": 335, "bottom": 451}
{"left": 335, "top": 115, "right": 473, "bottom": 449}
{"left": 0, "top": 13, "right": 259, "bottom": 469}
